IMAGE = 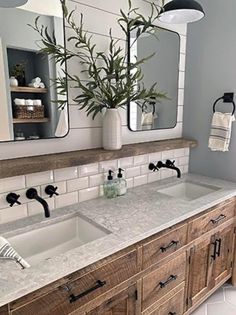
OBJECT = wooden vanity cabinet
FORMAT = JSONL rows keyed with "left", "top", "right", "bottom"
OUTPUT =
{"left": 85, "top": 285, "right": 138, "bottom": 315}
{"left": 2, "top": 197, "right": 236, "bottom": 315}
{"left": 187, "top": 223, "right": 235, "bottom": 309}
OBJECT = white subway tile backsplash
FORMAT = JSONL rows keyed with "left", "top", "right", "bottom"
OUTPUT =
{"left": 79, "top": 163, "right": 99, "bottom": 177}
{"left": 67, "top": 177, "right": 89, "bottom": 192}
{"left": 134, "top": 175, "right": 148, "bottom": 187}
{"left": 126, "top": 166, "right": 141, "bottom": 179}
{"left": 134, "top": 154, "right": 148, "bottom": 166}
{"left": 148, "top": 171, "right": 161, "bottom": 183}
{"left": 89, "top": 174, "right": 104, "bottom": 187}
{"left": 55, "top": 192, "right": 78, "bottom": 208}
{"left": 0, "top": 176, "right": 25, "bottom": 194}
{"left": 54, "top": 167, "right": 78, "bottom": 182}
{"left": 174, "top": 148, "right": 185, "bottom": 158}
{"left": 99, "top": 160, "right": 118, "bottom": 172}
{"left": 79, "top": 187, "right": 100, "bottom": 202}
{"left": 118, "top": 157, "right": 134, "bottom": 169}
{"left": 178, "top": 89, "right": 184, "bottom": 106}
{"left": 0, "top": 147, "right": 190, "bottom": 224}
{"left": 0, "top": 204, "right": 28, "bottom": 223}
{"left": 28, "top": 198, "right": 55, "bottom": 216}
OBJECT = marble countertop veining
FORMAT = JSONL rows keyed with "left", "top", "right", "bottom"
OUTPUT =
{"left": 0, "top": 173, "right": 236, "bottom": 307}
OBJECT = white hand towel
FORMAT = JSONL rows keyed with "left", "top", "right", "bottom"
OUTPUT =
{"left": 55, "top": 107, "right": 68, "bottom": 137}
{"left": 32, "top": 77, "right": 41, "bottom": 84}
{"left": 141, "top": 112, "right": 157, "bottom": 130}
{"left": 39, "top": 82, "right": 45, "bottom": 89}
{"left": 28, "top": 82, "right": 40, "bottom": 88}
{"left": 208, "top": 112, "right": 235, "bottom": 152}
{"left": 0, "top": 237, "right": 30, "bottom": 269}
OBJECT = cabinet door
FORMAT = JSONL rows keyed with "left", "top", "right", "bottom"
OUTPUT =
{"left": 213, "top": 225, "right": 235, "bottom": 285}
{"left": 0, "top": 306, "right": 9, "bottom": 315}
{"left": 85, "top": 285, "right": 138, "bottom": 315}
{"left": 187, "top": 235, "right": 215, "bottom": 307}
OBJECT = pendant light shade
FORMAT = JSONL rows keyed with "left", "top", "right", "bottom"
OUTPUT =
{"left": 0, "top": 0, "right": 28, "bottom": 8}
{"left": 159, "top": 0, "right": 205, "bottom": 24}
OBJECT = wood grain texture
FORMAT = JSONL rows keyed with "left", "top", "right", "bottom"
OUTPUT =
{"left": 0, "top": 138, "right": 197, "bottom": 179}
{"left": 85, "top": 285, "right": 137, "bottom": 315}
{"left": 142, "top": 252, "right": 186, "bottom": 311}
{"left": 11, "top": 250, "right": 138, "bottom": 315}
{"left": 142, "top": 224, "right": 188, "bottom": 270}
{"left": 0, "top": 306, "right": 9, "bottom": 315}
{"left": 187, "top": 198, "right": 235, "bottom": 242}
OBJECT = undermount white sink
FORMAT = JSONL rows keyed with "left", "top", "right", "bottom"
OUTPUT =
{"left": 157, "top": 181, "right": 220, "bottom": 201}
{"left": 8, "top": 216, "right": 110, "bottom": 266}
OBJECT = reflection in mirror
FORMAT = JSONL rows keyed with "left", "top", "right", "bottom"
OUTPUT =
{"left": 0, "top": 0, "right": 68, "bottom": 142}
{"left": 128, "top": 26, "right": 180, "bottom": 131}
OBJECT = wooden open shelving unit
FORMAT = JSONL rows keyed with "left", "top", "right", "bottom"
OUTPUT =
{"left": 13, "top": 118, "right": 49, "bottom": 124}
{"left": 10, "top": 86, "right": 48, "bottom": 94}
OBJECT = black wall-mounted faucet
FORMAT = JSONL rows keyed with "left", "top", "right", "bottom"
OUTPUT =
{"left": 149, "top": 160, "right": 181, "bottom": 178}
{"left": 26, "top": 188, "right": 50, "bottom": 218}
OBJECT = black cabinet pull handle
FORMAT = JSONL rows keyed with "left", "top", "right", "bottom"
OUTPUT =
{"left": 211, "top": 241, "right": 218, "bottom": 260}
{"left": 159, "top": 275, "right": 177, "bottom": 289}
{"left": 69, "top": 280, "right": 106, "bottom": 303}
{"left": 210, "top": 214, "right": 226, "bottom": 224}
{"left": 160, "top": 240, "right": 179, "bottom": 253}
{"left": 216, "top": 238, "right": 222, "bottom": 257}
{"left": 169, "top": 312, "right": 176, "bottom": 315}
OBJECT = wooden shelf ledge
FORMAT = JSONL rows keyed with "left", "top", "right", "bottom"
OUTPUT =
{"left": 0, "top": 138, "right": 197, "bottom": 179}
{"left": 10, "top": 86, "right": 48, "bottom": 94}
{"left": 13, "top": 118, "right": 49, "bottom": 124}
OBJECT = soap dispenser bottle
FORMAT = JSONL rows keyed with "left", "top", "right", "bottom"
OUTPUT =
{"left": 104, "top": 170, "right": 118, "bottom": 199}
{"left": 116, "top": 168, "right": 127, "bottom": 196}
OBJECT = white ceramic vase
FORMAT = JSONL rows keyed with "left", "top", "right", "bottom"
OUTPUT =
{"left": 102, "top": 108, "right": 122, "bottom": 150}
{"left": 10, "top": 76, "right": 18, "bottom": 87}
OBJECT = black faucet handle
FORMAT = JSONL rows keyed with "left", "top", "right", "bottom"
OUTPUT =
{"left": 149, "top": 163, "right": 159, "bottom": 172}
{"left": 6, "top": 193, "right": 21, "bottom": 207}
{"left": 45, "top": 185, "right": 59, "bottom": 198}
{"left": 166, "top": 159, "right": 176, "bottom": 167}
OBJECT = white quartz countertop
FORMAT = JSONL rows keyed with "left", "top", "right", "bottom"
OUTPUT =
{"left": 0, "top": 173, "right": 236, "bottom": 307}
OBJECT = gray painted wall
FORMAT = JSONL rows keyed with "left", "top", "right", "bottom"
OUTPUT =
{"left": 183, "top": 0, "right": 236, "bottom": 182}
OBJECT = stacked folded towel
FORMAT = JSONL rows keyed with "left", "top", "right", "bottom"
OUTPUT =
{"left": 208, "top": 112, "right": 235, "bottom": 152}
{"left": 0, "top": 236, "right": 30, "bottom": 269}
{"left": 28, "top": 77, "right": 45, "bottom": 89}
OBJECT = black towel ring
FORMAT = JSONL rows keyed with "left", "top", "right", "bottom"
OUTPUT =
{"left": 213, "top": 93, "right": 235, "bottom": 116}
{"left": 142, "top": 101, "right": 156, "bottom": 115}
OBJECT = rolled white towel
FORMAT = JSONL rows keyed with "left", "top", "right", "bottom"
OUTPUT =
{"left": 0, "top": 236, "right": 30, "bottom": 269}
{"left": 28, "top": 82, "right": 40, "bottom": 88}
{"left": 39, "top": 82, "right": 45, "bottom": 89}
{"left": 32, "top": 77, "right": 41, "bottom": 84}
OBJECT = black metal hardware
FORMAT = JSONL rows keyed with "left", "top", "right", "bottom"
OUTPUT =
{"left": 45, "top": 185, "right": 59, "bottom": 198}
{"left": 213, "top": 92, "right": 235, "bottom": 116}
{"left": 26, "top": 188, "right": 50, "bottom": 218}
{"left": 160, "top": 240, "right": 179, "bottom": 253}
{"left": 211, "top": 241, "right": 218, "bottom": 260}
{"left": 69, "top": 280, "right": 106, "bottom": 303}
{"left": 169, "top": 312, "right": 176, "bottom": 315}
{"left": 155, "top": 160, "right": 181, "bottom": 178}
{"left": 149, "top": 163, "right": 159, "bottom": 172}
{"left": 216, "top": 238, "right": 222, "bottom": 257}
{"left": 210, "top": 214, "right": 226, "bottom": 225}
{"left": 6, "top": 193, "right": 21, "bottom": 207}
{"left": 159, "top": 275, "right": 177, "bottom": 289}
{"left": 142, "top": 99, "right": 156, "bottom": 115}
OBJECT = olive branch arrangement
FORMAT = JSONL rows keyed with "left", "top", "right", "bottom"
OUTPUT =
{"left": 30, "top": 0, "right": 167, "bottom": 118}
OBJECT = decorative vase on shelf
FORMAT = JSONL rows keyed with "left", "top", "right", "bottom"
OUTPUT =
{"left": 9, "top": 76, "right": 18, "bottom": 87}
{"left": 102, "top": 108, "right": 122, "bottom": 150}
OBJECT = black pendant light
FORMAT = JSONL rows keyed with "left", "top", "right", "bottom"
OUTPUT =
{"left": 159, "top": 0, "right": 205, "bottom": 24}
{"left": 0, "top": 0, "right": 28, "bottom": 8}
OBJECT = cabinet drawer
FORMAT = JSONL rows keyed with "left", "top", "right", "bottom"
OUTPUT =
{"left": 142, "top": 224, "right": 187, "bottom": 269}
{"left": 142, "top": 253, "right": 186, "bottom": 311}
{"left": 11, "top": 250, "right": 138, "bottom": 315}
{"left": 188, "top": 198, "right": 235, "bottom": 241}
{"left": 147, "top": 286, "right": 185, "bottom": 315}
{"left": 0, "top": 306, "right": 8, "bottom": 315}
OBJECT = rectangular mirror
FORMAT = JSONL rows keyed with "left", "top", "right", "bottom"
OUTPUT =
{"left": 128, "top": 26, "right": 180, "bottom": 131}
{"left": 0, "top": 0, "right": 69, "bottom": 142}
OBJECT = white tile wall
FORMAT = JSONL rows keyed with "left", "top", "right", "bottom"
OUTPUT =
{"left": 0, "top": 0, "right": 187, "bottom": 160}
{"left": 0, "top": 148, "right": 190, "bottom": 224}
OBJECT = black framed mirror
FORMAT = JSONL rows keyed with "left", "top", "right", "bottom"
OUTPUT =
{"left": 128, "top": 25, "right": 180, "bottom": 132}
{"left": 0, "top": 0, "right": 69, "bottom": 142}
